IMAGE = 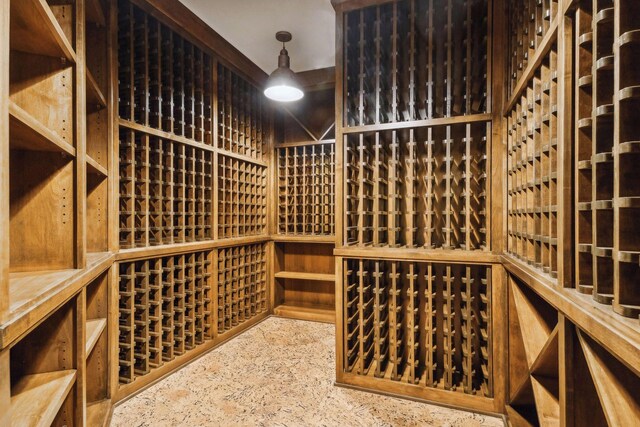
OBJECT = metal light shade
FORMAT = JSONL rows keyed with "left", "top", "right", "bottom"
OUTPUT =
{"left": 264, "top": 32, "right": 304, "bottom": 102}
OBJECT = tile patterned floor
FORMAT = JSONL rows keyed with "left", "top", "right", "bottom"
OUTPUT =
{"left": 110, "top": 317, "right": 503, "bottom": 427}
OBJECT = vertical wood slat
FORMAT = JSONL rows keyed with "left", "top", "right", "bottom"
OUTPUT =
{"left": 574, "top": 2, "right": 594, "bottom": 294}
{"left": 443, "top": 264, "right": 455, "bottom": 390}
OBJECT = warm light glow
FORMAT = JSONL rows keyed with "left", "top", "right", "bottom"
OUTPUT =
{"left": 264, "top": 84, "right": 304, "bottom": 102}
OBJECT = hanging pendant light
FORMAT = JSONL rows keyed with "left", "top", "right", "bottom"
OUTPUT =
{"left": 264, "top": 31, "right": 304, "bottom": 102}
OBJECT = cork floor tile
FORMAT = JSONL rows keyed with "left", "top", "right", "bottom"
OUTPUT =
{"left": 111, "top": 317, "right": 504, "bottom": 427}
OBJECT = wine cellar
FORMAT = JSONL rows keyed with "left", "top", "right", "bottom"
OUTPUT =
{"left": 0, "top": 0, "right": 638, "bottom": 425}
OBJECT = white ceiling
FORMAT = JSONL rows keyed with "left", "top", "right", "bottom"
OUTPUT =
{"left": 179, "top": 0, "right": 336, "bottom": 73}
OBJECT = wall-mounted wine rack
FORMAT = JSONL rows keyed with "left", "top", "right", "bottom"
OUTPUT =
{"left": 277, "top": 143, "right": 335, "bottom": 236}
{"left": 506, "top": 44, "right": 559, "bottom": 278}
{"left": 118, "top": 0, "right": 213, "bottom": 145}
{"left": 217, "top": 63, "right": 267, "bottom": 161}
{"left": 217, "top": 155, "right": 267, "bottom": 239}
{"left": 508, "top": 0, "right": 559, "bottom": 97}
{"left": 570, "top": 0, "right": 640, "bottom": 319}
{"left": 614, "top": 0, "right": 640, "bottom": 318}
{"left": 343, "top": 258, "right": 491, "bottom": 396}
{"left": 118, "top": 251, "right": 212, "bottom": 384}
{"left": 119, "top": 129, "right": 213, "bottom": 248}
{"left": 344, "top": 0, "right": 488, "bottom": 127}
{"left": 345, "top": 123, "right": 489, "bottom": 249}
{"left": 217, "top": 244, "right": 268, "bottom": 334}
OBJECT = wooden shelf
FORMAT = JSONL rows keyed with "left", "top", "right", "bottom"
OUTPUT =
{"left": 10, "top": 0, "right": 76, "bottom": 62}
{"left": 11, "top": 370, "right": 77, "bottom": 427}
{"left": 273, "top": 304, "right": 335, "bottom": 324}
{"left": 1, "top": 252, "right": 113, "bottom": 349}
{"left": 87, "top": 155, "right": 108, "bottom": 178}
{"left": 272, "top": 235, "right": 335, "bottom": 244}
{"left": 9, "top": 101, "right": 75, "bottom": 156}
{"left": 86, "top": 0, "right": 106, "bottom": 27}
{"left": 86, "top": 69, "right": 107, "bottom": 111}
{"left": 86, "top": 318, "right": 107, "bottom": 356}
{"left": 274, "top": 271, "right": 335, "bottom": 282}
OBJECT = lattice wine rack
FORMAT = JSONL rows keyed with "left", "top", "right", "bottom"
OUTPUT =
{"left": 506, "top": 44, "right": 559, "bottom": 278}
{"left": 277, "top": 143, "right": 336, "bottom": 236}
{"left": 572, "top": 0, "right": 640, "bottom": 319}
{"left": 119, "top": 129, "right": 213, "bottom": 248}
{"left": 615, "top": 0, "right": 640, "bottom": 318}
{"left": 345, "top": 124, "right": 489, "bottom": 249}
{"left": 118, "top": 0, "right": 213, "bottom": 144}
{"left": 217, "top": 63, "right": 267, "bottom": 161}
{"left": 118, "top": 251, "right": 212, "bottom": 384}
{"left": 344, "top": 0, "right": 488, "bottom": 127}
{"left": 572, "top": 0, "right": 640, "bottom": 316}
{"left": 217, "top": 156, "right": 268, "bottom": 239}
{"left": 343, "top": 259, "right": 491, "bottom": 396}
{"left": 217, "top": 244, "right": 268, "bottom": 334}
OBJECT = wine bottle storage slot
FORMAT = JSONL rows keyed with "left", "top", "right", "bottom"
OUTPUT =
{"left": 508, "top": 0, "right": 559, "bottom": 96}
{"left": 217, "top": 63, "right": 267, "bottom": 161}
{"left": 119, "top": 128, "right": 213, "bottom": 248}
{"left": 217, "top": 244, "right": 268, "bottom": 334}
{"left": 344, "top": 0, "right": 488, "bottom": 127}
{"left": 218, "top": 155, "right": 267, "bottom": 239}
{"left": 118, "top": 251, "right": 212, "bottom": 384}
{"left": 506, "top": 44, "right": 559, "bottom": 278}
{"left": 277, "top": 143, "right": 335, "bottom": 236}
{"left": 345, "top": 123, "right": 489, "bottom": 250}
{"left": 118, "top": 0, "right": 213, "bottom": 145}
{"left": 343, "top": 258, "right": 491, "bottom": 397}
{"left": 574, "top": 0, "right": 594, "bottom": 295}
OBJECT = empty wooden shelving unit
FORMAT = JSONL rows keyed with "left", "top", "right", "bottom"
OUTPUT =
{"left": 1, "top": 0, "right": 115, "bottom": 425}
{"left": 0, "top": 0, "right": 276, "bottom": 423}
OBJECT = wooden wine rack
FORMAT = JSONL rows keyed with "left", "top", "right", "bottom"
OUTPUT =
{"left": 570, "top": 0, "right": 640, "bottom": 319}
{"left": 277, "top": 143, "right": 336, "bottom": 236}
{"left": 216, "top": 244, "right": 268, "bottom": 334}
{"left": 336, "top": 0, "right": 496, "bottom": 413}
{"left": 119, "top": 129, "right": 213, "bottom": 248}
{"left": 343, "top": 258, "right": 491, "bottom": 396}
{"left": 614, "top": 0, "right": 640, "bottom": 318}
{"left": 118, "top": 0, "right": 213, "bottom": 145}
{"left": 345, "top": 123, "right": 489, "bottom": 249}
{"left": 508, "top": 0, "right": 559, "bottom": 96}
{"left": 507, "top": 273, "right": 640, "bottom": 426}
{"left": 118, "top": 251, "right": 212, "bottom": 384}
{"left": 344, "top": 0, "right": 488, "bottom": 127}
{"left": 217, "top": 155, "right": 267, "bottom": 239}
{"left": 506, "top": 45, "right": 559, "bottom": 278}
{"left": 217, "top": 63, "right": 267, "bottom": 161}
